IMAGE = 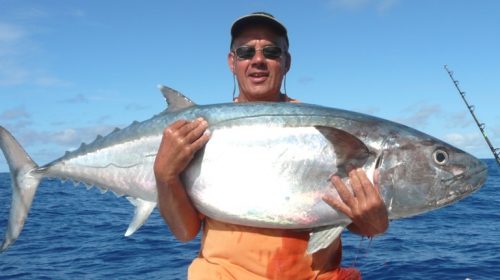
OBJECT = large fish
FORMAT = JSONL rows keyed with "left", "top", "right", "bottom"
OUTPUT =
{"left": 0, "top": 86, "right": 487, "bottom": 253}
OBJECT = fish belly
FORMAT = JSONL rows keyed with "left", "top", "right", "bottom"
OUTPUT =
{"left": 184, "top": 125, "right": 350, "bottom": 229}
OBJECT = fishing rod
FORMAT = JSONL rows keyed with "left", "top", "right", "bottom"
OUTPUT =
{"left": 444, "top": 65, "right": 500, "bottom": 166}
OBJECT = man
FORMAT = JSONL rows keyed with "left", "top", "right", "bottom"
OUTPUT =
{"left": 154, "top": 12, "right": 389, "bottom": 279}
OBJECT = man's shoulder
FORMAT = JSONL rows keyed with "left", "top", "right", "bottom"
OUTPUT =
{"left": 283, "top": 94, "right": 300, "bottom": 103}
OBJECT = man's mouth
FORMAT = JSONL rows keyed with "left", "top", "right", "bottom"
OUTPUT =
{"left": 249, "top": 72, "right": 269, "bottom": 82}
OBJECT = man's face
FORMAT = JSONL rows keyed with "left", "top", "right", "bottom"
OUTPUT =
{"left": 228, "top": 26, "right": 290, "bottom": 102}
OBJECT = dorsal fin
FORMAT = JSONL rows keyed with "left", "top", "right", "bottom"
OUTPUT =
{"left": 158, "top": 85, "right": 196, "bottom": 112}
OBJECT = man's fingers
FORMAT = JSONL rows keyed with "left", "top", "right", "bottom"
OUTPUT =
{"left": 175, "top": 118, "right": 206, "bottom": 140}
{"left": 373, "top": 169, "right": 381, "bottom": 195}
{"left": 170, "top": 119, "right": 190, "bottom": 130}
{"left": 322, "top": 195, "right": 352, "bottom": 218}
{"left": 191, "top": 130, "right": 211, "bottom": 152}
{"left": 326, "top": 169, "right": 389, "bottom": 237}
{"left": 184, "top": 118, "right": 209, "bottom": 144}
{"left": 349, "top": 169, "right": 366, "bottom": 203}
{"left": 355, "top": 168, "right": 376, "bottom": 197}
{"left": 161, "top": 120, "right": 187, "bottom": 142}
{"left": 165, "top": 118, "right": 209, "bottom": 148}
{"left": 330, "top": 175, "right": 355, "bottom": 205}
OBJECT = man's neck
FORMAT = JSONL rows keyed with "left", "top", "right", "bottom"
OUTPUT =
{"left": 235, "top": 93, "right": 287, "bottom": 103}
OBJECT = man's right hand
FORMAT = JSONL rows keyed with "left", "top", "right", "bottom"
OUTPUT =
{"left": 154, "top": 118, "right": 210, "bottom": 242}
{"left": 154, "top": 118, "right": 210, "bottom": 184}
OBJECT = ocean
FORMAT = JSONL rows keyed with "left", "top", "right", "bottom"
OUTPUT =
{"left": 0, "top": 159, "right": 499, "bottom": 279}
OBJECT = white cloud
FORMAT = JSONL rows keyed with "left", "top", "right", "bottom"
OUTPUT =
{"left": 0, "top": 61, "right": 29, "bottom": 86}
{"left": 49, "top": 125, "right": 118, "bottom": 147}
{"left": 329, "top": 0, "right": 400, "bottom": 12}
{"left": 444, "top": 132, "right": 483, "bottom": 150}
{"left": 397, "top": 103, "right": 441, "bottom": 127}
{"left": 491, "top": 124, "right": 500, "bottom": 138}
{"left": 0, "top": 22, "right": 26, "bottom": 57}
{"left": 443, "top": 132, "right": 498, "bottom": 159}
{"left": 10, "top": 6, "right": 49, "bottom": 21}
{"left": 50, "top": 128, "right": 79, "bottom": 145}
{"left": 0, "top": 20, "right": 70, "bottom": 88}
{"left": 0, "top": 123, "right": 118, "bottom": 171}
{"left": 35, "top": 75, "right": 72, "bottom": 87}
{"left": 61, "top": 93, "right": 89, "bottom": 104}
{"left": 125, "top": 103, "right": 150, "bottom": 111}
{"left": 445, "top": 111, "right": 474, "bottom": 129}
{"left": 0, "top": 106, "right": 31, "bottom": 120}
{"left": 0, "top": 22, "right": 31, "bottom": 86}
{"left": 13, "top": 125, "right": 118, "bottom": 148}
{"left": 67, "top": 8, "right": 86, "bottom": 19}
{"left": 377, "top": 0, "right": 399, "bottom": 12}
{"left": 0, "top": 22, "right": 25, "bottom": 44}
{"left": 0, "top": 107, "right": 33, "bottom": 130}
{"left": 297, "top": 76, "right": 315, "bottom": 85}
{"left": 331, "top": 0, "right": 371, "bottom": 10}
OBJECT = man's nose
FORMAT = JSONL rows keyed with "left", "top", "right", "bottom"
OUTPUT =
{"left": 250, "top": 49, "right": 266, "bottom": 63}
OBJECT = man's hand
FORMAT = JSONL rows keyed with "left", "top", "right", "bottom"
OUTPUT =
{"left": 323, "top": 168, "right": 389, "bottom": 237}
{"left": 154, "top": 118, "right": 210, "bottom": 184}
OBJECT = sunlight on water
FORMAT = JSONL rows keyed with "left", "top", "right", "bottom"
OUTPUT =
{"left": 0, "top": 160, "right": 499, "bottom": 279}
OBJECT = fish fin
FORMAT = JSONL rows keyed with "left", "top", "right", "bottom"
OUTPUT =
{"left": 307, "top": 225, "right": 345, "bottom": 254}
{"left": 158, "top": 85, "right": 196, "bottom": 112}
{"left": 124, "top": 197, "right": 156, "bottom": 236}
{"left": 0, "top": 126, "right": 42, "bottom": 252}
{"left": 315, "top": 126, "right": 370, "bottom": 176}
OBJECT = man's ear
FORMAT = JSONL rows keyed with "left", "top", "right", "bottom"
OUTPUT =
{"left": 228, "top": 52, "right": 236, "bottom": 74}
{"left": 284, "top": 52, "right": 291, "bottom": 74}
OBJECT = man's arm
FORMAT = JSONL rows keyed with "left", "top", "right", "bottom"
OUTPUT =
{"left": 323, "top": 168, "right": 389, "bottom": 237}
{"left": 154, "top": 118, "right": 210, "bottom": 242}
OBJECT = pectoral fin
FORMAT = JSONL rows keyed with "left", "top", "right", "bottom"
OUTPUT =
{"left": 125, "top": 197, "right": 156, "bottom": 236}
{"left": 315, "top": 126, "right": 369, "bottom": 176}
{"left": 307, "top": 225, "right": 345, "bottom": 254}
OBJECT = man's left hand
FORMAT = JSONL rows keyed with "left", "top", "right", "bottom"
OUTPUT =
{"left": 323, "top": 168, "right": 389, "bottom": 237}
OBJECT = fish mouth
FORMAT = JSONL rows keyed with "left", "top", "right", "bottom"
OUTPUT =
{"left": 435, "top": 165, "right": 488, "bottom": 206}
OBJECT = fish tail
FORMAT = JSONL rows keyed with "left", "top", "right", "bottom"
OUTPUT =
{"left": 0, "top": 126, "right": 42, "bottom": 252}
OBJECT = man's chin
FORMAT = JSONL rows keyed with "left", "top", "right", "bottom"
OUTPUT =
{"left": 242, "top": 88, "right": 281, "bottom": 101}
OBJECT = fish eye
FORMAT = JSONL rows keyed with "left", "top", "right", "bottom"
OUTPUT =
{"left": 433, "top": 149, "right": 449, "bottom": 165}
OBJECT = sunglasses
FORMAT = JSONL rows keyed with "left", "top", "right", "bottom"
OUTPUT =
{"left": 234, "top": 45, "right": 283, "bottom": 60}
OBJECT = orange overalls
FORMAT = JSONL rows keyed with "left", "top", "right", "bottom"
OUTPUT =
{"left": 188, "top": 218, "right": 361, "bottom": 280}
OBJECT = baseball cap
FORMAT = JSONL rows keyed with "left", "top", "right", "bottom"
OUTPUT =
{"left": 230, "top": 12, "right": 289, "bottom": 49}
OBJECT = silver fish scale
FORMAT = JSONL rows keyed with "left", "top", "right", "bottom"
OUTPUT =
{"left": 0, "top": 88, "right": 487, "bottom": 253}
{"left": 184, "top": 124, "right": 352, "bottom": 228}
{"left": 42, "top": 102, "right": 376, "bottom": 210}
{"left": 40, "top": 101, "right": 486, "bottom": 225}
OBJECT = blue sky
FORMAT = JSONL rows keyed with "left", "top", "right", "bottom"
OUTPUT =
{"left": 0, "top": 0, "right": 499, "bottom": 172}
